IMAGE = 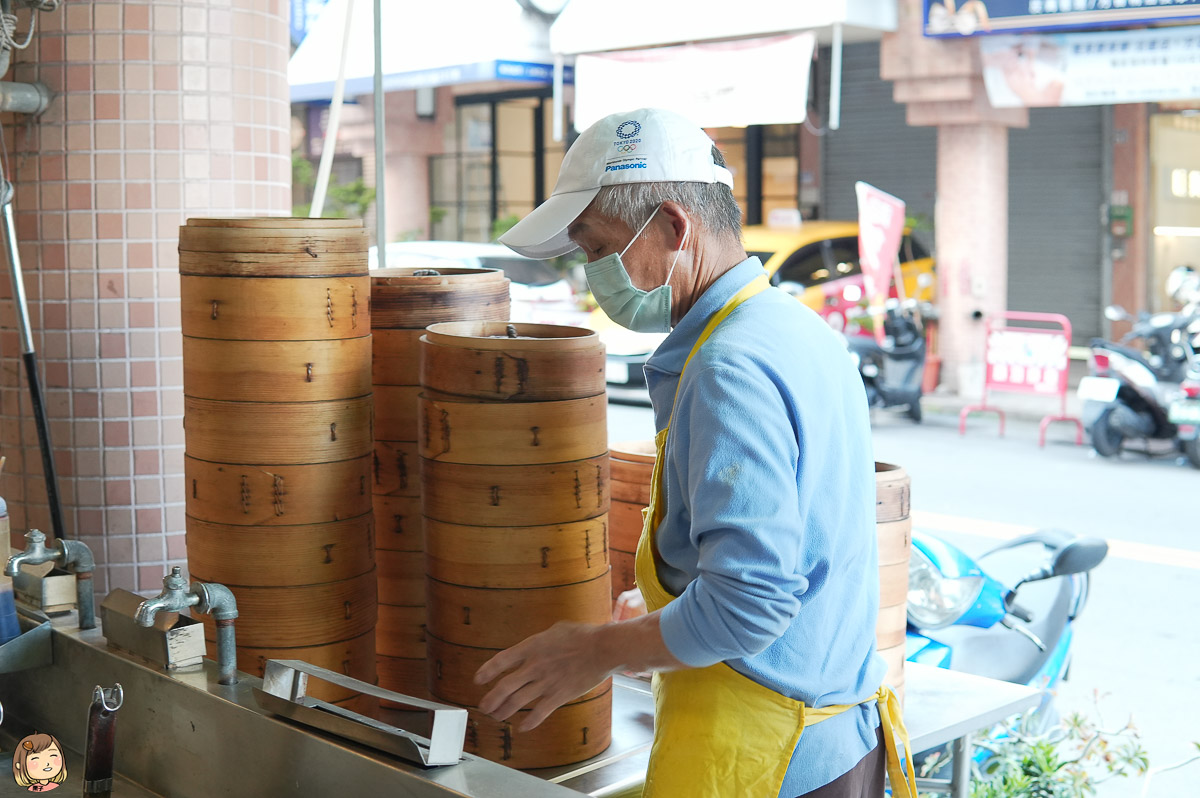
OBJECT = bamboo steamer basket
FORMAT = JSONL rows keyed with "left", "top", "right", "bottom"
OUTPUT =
{"left": 192, "top": 570, "right": 377, "bottom": 648}
{"left": 377, "top": 654, "right": 432, "bottom": 701}
{"left": 455, "top": 689, "right": 613, "bottom": 769}
{"left": 608, "top": 500, "right": 645, "bottom": 554}
{"left": 427, "top": 573, "right": 612, "bottom": 650}
{"left": 370, "top": 267, "right": 511, "bottom": 329}
{"left": 374, "top": 386, "right": 422, "bottom": 442}
{"left": 424, "top": 517, "right": 610, "bottom": 589}
{"left": 186, "top": 514, "right": 374, "bottom": 587}
{"left": 426, "top": 633, "right": 610, "bottom": 708}
{"left": 610, "top": 550, "right": 637, "bottom": 602}
{"left": 377, "top": 604, "right": 427, "bottom": 658}
{"left": 417, "top": 395, "right": 608, "bottom": 466}
{"left": 420, "top": 325, "right": 606, "bottom": 402}
{"left": 179, "top": 218, "right": 368, "bottom": 279}
{"left": 610, "top": 479, "right": 651, "bottom": 506}
{"left": 181, "top": 275, "right": 369, "bottom": 341}
{"left": 184, "top": 396, "right": 373, "bottom": 465}
{"left": 373, "top": 329, "right": 426, "bottom": 386}
{"left": 875, "top": 462, "right": 912, "bottom": 708}
{"left": 217, "top": 628, "right": 376, "bottom": 703}
{"left": 372, "top": 495, "right": 423, "bottom": 552}
{"left": 422, "top": 455, "right": 610, "bottom": 527}
{"left": 184, "top": 455, "right": 371, "bottom": 526}
{"left": 373, "top": 441, "right": 420, "bottom": 498}
{"left": 377, "top": 549, "right": 425, "bottom": 606}
{"left": 182, "top": 337, "right": 372, "bottom": 402}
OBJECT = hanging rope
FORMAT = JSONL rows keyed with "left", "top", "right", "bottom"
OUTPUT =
{"left": 0, "top": 8, "right": 36, "bottom": 52}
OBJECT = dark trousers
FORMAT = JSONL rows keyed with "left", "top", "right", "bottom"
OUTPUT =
{"left": 796, "top": 725, "right": 887, "bottom": 798}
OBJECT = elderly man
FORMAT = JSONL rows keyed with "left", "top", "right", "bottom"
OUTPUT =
{"left": 476, "top": 108, "right": 914, "bottom": 798}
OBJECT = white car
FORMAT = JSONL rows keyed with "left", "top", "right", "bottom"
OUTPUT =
{"left": 368, "top": 241, "right": 590, "bottom": 328}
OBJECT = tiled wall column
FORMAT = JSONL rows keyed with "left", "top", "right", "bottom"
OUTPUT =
{"left": 0, "top": 0, "right": 290, "bottom": 595}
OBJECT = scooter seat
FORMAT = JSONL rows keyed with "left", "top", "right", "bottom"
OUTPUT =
{"left": 925, "top": 576, "right": 1074, "bottom": 687}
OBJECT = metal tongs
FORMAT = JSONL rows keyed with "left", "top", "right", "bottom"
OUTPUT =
{"left": 253, "top": 660, "right": 466, "bottom": 767}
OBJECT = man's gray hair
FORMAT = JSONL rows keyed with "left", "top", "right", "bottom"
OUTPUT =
{"left": 589, "top": 146, "right": 742, "bottom": 243}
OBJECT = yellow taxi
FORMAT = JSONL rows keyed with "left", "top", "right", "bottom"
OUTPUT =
{"left": 743, "top": 221, "right": 936, "bottom": 334}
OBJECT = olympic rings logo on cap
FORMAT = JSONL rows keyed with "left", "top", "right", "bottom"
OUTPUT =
{"left": 616, "top": 144, "right": 637, "bottom": 153}
{"left": 616, "top": 120, "right": 642, "bottom": 139}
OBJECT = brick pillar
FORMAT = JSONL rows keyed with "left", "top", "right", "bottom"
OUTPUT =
{"left": 0, "top": 0, "right": 290, "bottom": 595}
{"left": 882, "top": 0, "right": 1028, "bottom": 394}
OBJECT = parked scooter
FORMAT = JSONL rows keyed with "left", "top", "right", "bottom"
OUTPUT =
{"left": 845, "top": 293, "right": 930, "bottom": 423}
{"left": 1078, "top": 268, "right": 1200, "bottom": 461}
{"left": 1168, "top": 363, "right": 1200, "bottom": 469}
{"left": 907, "top": 528, "right": 1109, "bottom": 735}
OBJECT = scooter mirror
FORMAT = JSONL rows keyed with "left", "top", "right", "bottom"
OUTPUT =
{"left": 842, "top": 284, "right": 863, "bottom": 303}
{"left": 1104, "top": 305, "right": 1130, "bottom": 322}
{"left": 1049, "top": 537, "right": 1108, "bottom": 578}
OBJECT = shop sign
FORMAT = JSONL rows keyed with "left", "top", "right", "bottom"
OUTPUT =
{"left": 855, "top": 182, "right": 907, "bottom": 344}
{"left": 981, "top": 25, "right": 1200, "bottom": 108}
{"left": 924, "top": 0, "right": 1200, "bottom": 38}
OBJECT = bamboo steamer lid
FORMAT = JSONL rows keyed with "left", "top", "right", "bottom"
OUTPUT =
{"left": 373, "top": 441, "right": 420, "bottom": 498}
{"left": 610, "top": 550, "right": 636, "bottom": 601}
{"left": 377, "top": 654, "right": 431, "bottom": 701}
{"left": 875, "top": 462, "right": 911, "bottom": 523}
{"left": 179, "top": 218, "right": 368, "bottom": 278}
{"left": 609, "top": 440, "right": 656, "bottom": 485}
{"left": 377, "top": 604, "right": 427, "bottom": 658}
{"left": 185, "top": 455, "right": 371, "bottom": 526}
{"left": 610, "top": 440, "right": 656, "bottom": 462}
{"left": 374, "top": 386, "right": 422, "bottom": 442}
{"left": 372, "top": 329, "right": 426, "bottom": 386}
{"left": 220, "top": 628, "right": 376, "bottom": 703}
{"left": 608, "top": 500, "right": 645, "bottom": 553}
{"left": 420, "top": 336, "right": 607, "bottom": 402}
{"left": 455, "top": 689, "right": 613, "bottom": 769}
{"left": 193, "top": 570, "right": 377, "bottom": 648}
{"left": 377, "top": 549, "right": 425, "bottom": 606}
{"left": 186, "top": 514, "right": 374, "bottom": 587}
{"left": 372, "top": 495, "right": 423, "bottom": 552}
{"left": 182, "top": 337, "right": 372, "bottom": 403}
{"left": 184, "top": 396, "right": 373, "bottom": 465}
{"left": 427, "top": 633, "right": 610, "bottom": 708}
{"left": 427, "top": 573, "right": 612, "bottom": 649}
{"left": 422, "top": 455, "right": 610, "bottom": 527}
{"left": 370, "top": 267, "right": 511, "bottom": 329}
{"left": 417, "top": 395, "right": 608, "bottom": 466}
{"left": 424, "top": 517, "right": 610, "bottom": 589}
{"left": 181, "top": 275, "right": 369, "bottom": 341}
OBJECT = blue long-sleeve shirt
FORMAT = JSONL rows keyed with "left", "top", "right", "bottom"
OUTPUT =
{"left": 644, "top": 257, "right": 886, "bottom": 796}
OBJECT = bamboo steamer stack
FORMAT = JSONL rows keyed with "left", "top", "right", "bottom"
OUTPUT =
{"left": 607, "top": 441, "right": 655, "bottom": 602}
{"left": 875, "top": 462, "right": 912, "bottom": 707}
{"left": 419, "top": 322, "right": 612, "bottom": 769}
{"left": 369, "top": 267, "right": 510, "bottom": 699}
{"left": 180, "top": 218, "right": 377, "bottom": 712}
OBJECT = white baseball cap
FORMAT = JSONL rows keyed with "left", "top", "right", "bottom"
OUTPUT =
{"left": 499, "top": 108, "right": 734, "bottom": 259}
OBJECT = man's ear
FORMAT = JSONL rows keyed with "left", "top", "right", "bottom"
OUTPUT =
{"left": 658, "top": 202, "right": 691, "bottom": 251}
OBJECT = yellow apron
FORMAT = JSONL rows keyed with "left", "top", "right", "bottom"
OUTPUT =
{"left": 634, "top": 274, "right": 918, "bottom": 798}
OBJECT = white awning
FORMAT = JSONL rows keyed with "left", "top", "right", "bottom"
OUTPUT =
{"left": 574, "top": 33, "right": 816, "bottom": 130}
{"left": 550, "top": 0, "right": 898, "bottom": 55}
{"left": 288, "top": 0, "right": 562, "bottom": 102}
{"left": 550, "top": 0, "right": 897, "bottom": 133}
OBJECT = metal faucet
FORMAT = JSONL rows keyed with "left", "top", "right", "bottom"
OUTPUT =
{"left": 135, "top": 567, "right": 239, "bottom": 686}
{"left": 4, "top": 529, "right": 96, "bottom": 630}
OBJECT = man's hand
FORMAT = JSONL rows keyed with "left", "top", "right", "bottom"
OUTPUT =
{"left": 474, "top": 621, "right": 614, "bottom": 732}
{"left": 474, "top": 611, "right": 686, "bottom": 731}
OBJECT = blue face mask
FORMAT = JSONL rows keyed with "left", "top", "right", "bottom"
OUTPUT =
{"left": 584, "top": 206, "right": 690, "bottom": 333}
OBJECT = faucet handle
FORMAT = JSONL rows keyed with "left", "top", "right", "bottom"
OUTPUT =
{"left": 24, "top": 528, "right": 46, "bottom": 546}
{"left": 162, "top": 566, "right": 188, "bottom": 592}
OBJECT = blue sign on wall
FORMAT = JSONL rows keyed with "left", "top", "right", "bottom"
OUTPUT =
{"left": 290, "top": 0, "right": 332, "bottom": 47}
{"left": 924, "top": 0, "right": 1200, "bottom": 37}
